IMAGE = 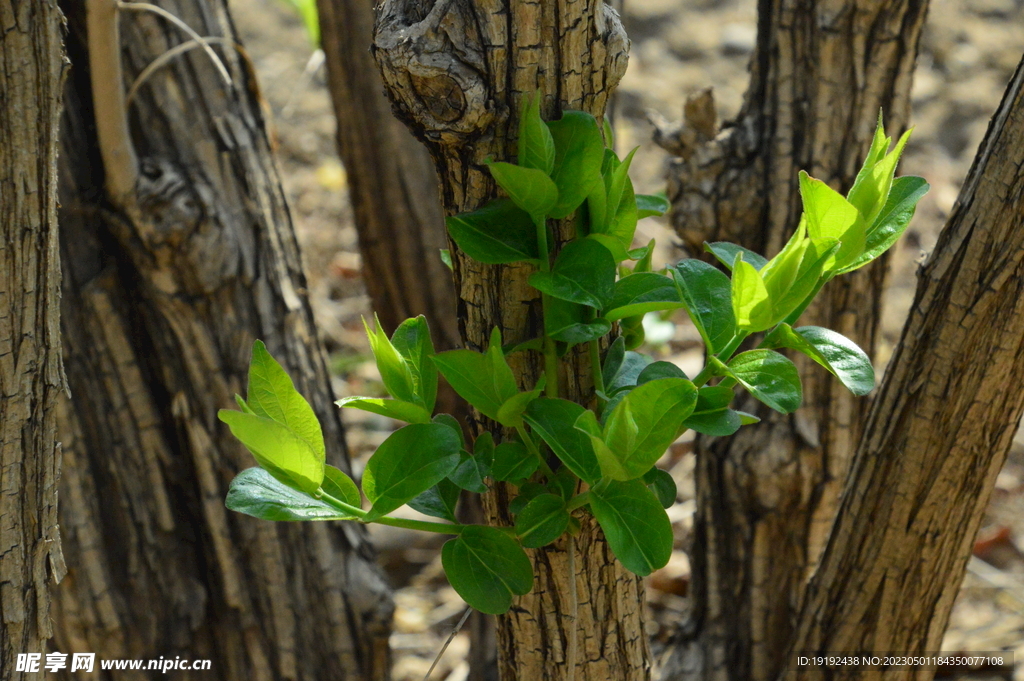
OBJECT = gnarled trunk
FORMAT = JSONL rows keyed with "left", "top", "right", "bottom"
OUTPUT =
{"left": 52, "top": 1, "right": 392, "bottom": 678}
{"left": 789, "top": 50, "right": 1024, "bottom": 680}
{"left": 658, "top": 2, "right": 929, "bottom": 679}
{"left": 372, "top": 0, "right": 643, "bottom": 678}
{"left": 0, "top": 2, "right": 67, "bottom": 678}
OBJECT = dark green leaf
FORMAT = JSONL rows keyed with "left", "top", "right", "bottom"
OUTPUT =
{"left": 672, "top": 259, "right": 736, "bottom": 354}
{"left": 226, "top": 468, "right": 357, "bottom": 522}
{"left": 589, "top": 479, "right": 672, "bottom": 576}
{"left": 488, "top": 161, "right": 559, "bottom": 217}
{"left": 443, "top": 526, "right": 533, "bottom": 614}
{"left": 408, "top": 478, "right": 461, "bottom": 523}
{"left": 705, "top": 242, "right": 768, "bottom": 271}
{"left": 637, "top": 361, "right": 688, "bottom": 384}
{"left": 547, "top": 468, "right": 577, "bottom": 500}
{"left": 636, "top": 193, "right": 670, "bottom": 219}
{"left": 446, "top": 199, "right": 540, "bottom": 264}
{"left": 450, "top": 450, "right": 490, "bottom": 493}
{"left": 726, "top": 349, "right": 802, "bottom": 414}
{"left": 523, "top": 398, "right": 602, "bottom": 484}
{"left": 603, "top": 348, "right": 653, "bottom": 396}
{"left": 362, "top": 423, "right": 461, "bottom": 521}
{"left": 643, "top": 468, "right": 677, "bottom": 509}
{"left": 433, "top": 413, "right": 467, "bottom": 448}
{"left": 529, "top": 239, "right": 616, "bottom": 308}
{"left": 510, "top": 482, "right": 547, "bottom": 515}
{"left": 601, "top": 336, "right": 626, "bottom": 389}
{"left": 681, "top": 385, "right": 740, "bottom": 437}
{"left": 434, "top": 332, "right": 519, "bottom": 421}
{"left": 762, "top": 324, "right": 874, "bottom": 396}
{"left": 491, "top": 441, "right": 538, "bottom": 482}
{"left": 603, "top": 272, "right": 683, "bottom": 321}
{"left": 545, "top": 297, "right": 612, "bottom": 344}
{"left": 335, "top": 396, "right": 432, "bottom": 424}
{"left": 546, "top": 111, "right": 605, "bottom": 218}
{"left": 515, "top": 494, "right": 570, "bottom": 548}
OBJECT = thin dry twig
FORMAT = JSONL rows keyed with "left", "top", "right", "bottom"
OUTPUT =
{"left": 422, "top": 607, "right": 472, "bottom": 681}
{"left": 125, "top": 36, "right": 242, "bottom": 107}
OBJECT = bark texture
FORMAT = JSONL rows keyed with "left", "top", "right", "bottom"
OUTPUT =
{"left": 787, "top": 51, "right": 1024, "bottom": 681}
{"left": 658, "top": 3, "right": 929, "bottom": 680}
{"left": 52, "top": 2, "right": 392, "bottom": 679}
{"left": 0, "top": 2, "right": 67, "bottom": 678}
{"left": 372, "top": 0, "right": 641, "bottom": 678}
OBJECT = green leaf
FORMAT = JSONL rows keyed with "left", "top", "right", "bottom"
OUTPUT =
{"left": 771, "top": 237, "right": 840, "bottom": 322}
{"left": 799, "top": 171, "right": 865, "bottom": 269}
{"left": 643, "top": 468, "right": 677, "bottom": 509}
{"left": 761, "top": 324, "right": 875, "bottom": 396}
{"left": 547, "top": 468, "right": 577, "bottom": 500}
{"left": 637, "top": 361, "right": 688, "bottom": 384}
{"left": 433, "top": 413, "right": 467, "bottom": 448}
{"left": 363, "top": 316, "right": 418, "bottom": 405}
{"left": 362, "top": 423, "right": 461, "bottom": 521}
{"left": 836, "top": 176, "right": 929, "bottom": 274}
{"left": 408, "top": 478, "right": 460, "bottom": 523}
{"left": 488, "top": 161, "right": 559, "bottom": 218}
{"left": 681, "top": 385, "right": 740, "bottom": 437}
{"left": 600, "top": 148, "right": 638, "bottom": 234}
{"left": 496, "top": 374, "right": 546, "bottom": 429}
{"left": 321, "top": 465, "right": 361, "bottom": 508}
{"left": 603, "top": 346, "right": 653, "bottom": 396}
{"left": 589, "top": 479, "right": 672, "bottom": 576}
{"left": 848, "top": 124, "right": 912, "bottom": 227}
{"left": 246, "top": 340, "right": 326, "bottom": 463}
{"left": 598, "top": 378, "right": 697, "bottom": 480}
{"left": 491, "top": 441, "right": 538, "bottom": 482}
{"left": 450, "top": 449, "right": 490, "bottom": 494}
{"left": 601, "top": 336, "right": 626, "bottom": 388}
{"left": 603, "top": 172, "right": 639, "bottom": 258}
{"left": 518, "top": 93, "right": 555, "bottom": 174}
{"left": 510, "top": 482, "right": 547, "bottom": 515}
{"left": 235, "top": 394, "right": 255, "bottom": 414}
{"left": 226, "top": 468, "right": 356, "bottom": 522}
{"left": 636, "top": 193, "right": 670, "bottom": 219}
{"left": 218, "top": 411, "right": 324, "bottom": 493}
{"left": 446, "top": 199, "right": 540, "bottom": 264}
{"left": 335, "top": 396, "right": 432, "bottom": 424}
{"left": 440, "top": 248, "right": 453, "bottom": 271}
{"left": 545, "top": 297, "right": 611, "bottom": 345}
{"left": 738, "top": 411, "right": 761, "bottom": 425}
{"left": 603, "top": 272, "right": 683, "bottom": 321}
{"left": 672, "top": 259, "right": 736, "bottom": 354}
{"left": 390, "top": 315, "right": 438, "bottom": 413}
{"left": 760, "top": 222, "right": 810, "bottom": 313}
{"left": 633, "top": 238, "right": 656, "bottom": 273}
{"left": 442, "top": 526, "right": 534, "bottom": 614}
{"left": 546, "top": 111, "right": 605, "bottom": 218}
{"left": 515, "top": 494, "right": 570, "bottom": 548}
{"left": 530, "top": 239, "right": 617, "bottom": 309}
{"left": 731, "top": 255, "right": 774, "bottom": 332}
{"left": 434, "top": 331, "right": 519, "bottom": 421}
{"left": 705, "top": 242, "right": 768, "bottom": 271}
{"left": 726, "top": 349, "right": 802, "bottom": 414}
{"left": 523, "top": 398, "right": 602, "bottom": 483}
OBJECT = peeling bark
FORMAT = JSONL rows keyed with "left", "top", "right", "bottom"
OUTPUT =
{"left": 0, "top": 2, "right": 67, "bottom": 679}
{"left": 658, "top": 3, "right": 929, "bottom": 680}
{"left": 787, "top": 51, "right": 1024, "bottom": 681}
{"left": 372, "top": 0, "right": 644, "bottom": 678}
{"left": 51, "top": 2, "right": 392, "bottom": 678}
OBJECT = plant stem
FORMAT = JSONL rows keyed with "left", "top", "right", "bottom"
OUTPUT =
{"left": 535, "top": 214, "right": 561, "bottom": 399}
{"left": 318, "top": 490, "right": 468, "bottom": 535}
{"left": 566, "top": 491, "right": 590, "bottom": 512}
{"left": 516, "top": 424, "right": 556, "bottom": 478}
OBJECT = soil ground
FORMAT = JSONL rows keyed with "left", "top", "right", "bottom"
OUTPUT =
{"left": 226, "top": 0, "right": 1024, "bottom": 678}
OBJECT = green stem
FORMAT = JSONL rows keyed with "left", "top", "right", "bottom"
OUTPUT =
{"left": 589, "top": 339, "right": 606, "bottom": 409}
{"left": 517, "top": 424, "right": 555, "bottom": 478}
{"left": 692, "top": 332, "right": 749, "bottom": 387}
{"left": 566, "top": 491, "right": 590, "bottom": 512}
{"left": 543, "top": 327, "right": 560, "bottom": 399}
{"left": 318, "top": 490, "right": 470, "bottom": 535}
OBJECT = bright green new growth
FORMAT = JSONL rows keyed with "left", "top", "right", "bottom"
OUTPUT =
{"left": 218, "top": 104, "right": 927, "bottom": 615}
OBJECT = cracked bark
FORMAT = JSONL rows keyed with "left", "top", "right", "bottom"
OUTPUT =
{"left": 656, "top": 2, "right": 929, "bottom": 680}
{"left": 372, "top": 0, "right": 643, "bottom": 679}
{"left": 51, "top": 1, "right": 392, "bottom": 679}
{"left": 787, "top": 50, "right": 1024, "bottom": 681}
{"left": 0, "top": 2, "right": 67, "bottom": 679}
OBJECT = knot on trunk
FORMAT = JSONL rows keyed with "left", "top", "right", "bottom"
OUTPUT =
{"left": 373, "top": 0, "right": 493, "bottom": 141}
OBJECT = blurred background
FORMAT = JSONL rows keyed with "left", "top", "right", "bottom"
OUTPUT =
{"left": 228, "top": 0, "right": 1024, "bottom": 677}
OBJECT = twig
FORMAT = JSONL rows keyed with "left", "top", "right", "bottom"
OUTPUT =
{"left": 126, "top": 36, "right": 241, "bottom": 107}
{"left": 117, "top": 1, "right": 232, "bottom": 88}
{"left": 422, "top": 607, "right": 472, "bottom": 681}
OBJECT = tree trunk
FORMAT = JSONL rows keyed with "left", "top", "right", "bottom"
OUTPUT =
{"left": 787, "top": 50, "right": 1024, "bottom": 680}
{"left": 51, "top": 2, "right": 392, "bottom": 678}
{"left": 658, "top": 3, "right": 928, "bottom": 679}
{"left": 0, "top": 3, "right": 67, "bottom": 678}
{"left": 372, "top": 1, "right": 640, "bottom": 679}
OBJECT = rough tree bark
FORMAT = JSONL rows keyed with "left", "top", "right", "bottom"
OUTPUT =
{"left": 657, "top": 2, "right": 929, "bottom": 679}
{"left": 372, "top": 0, "right": 641, "bottom": 679}
{"left": 788, "top": 50, "right": 1024, "bottom": 680}
{"left": 51, "top": 1, "right": 392, "bottom": 678}
{"left": 0, "top": 2, "right": 67, "bottom": 678}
